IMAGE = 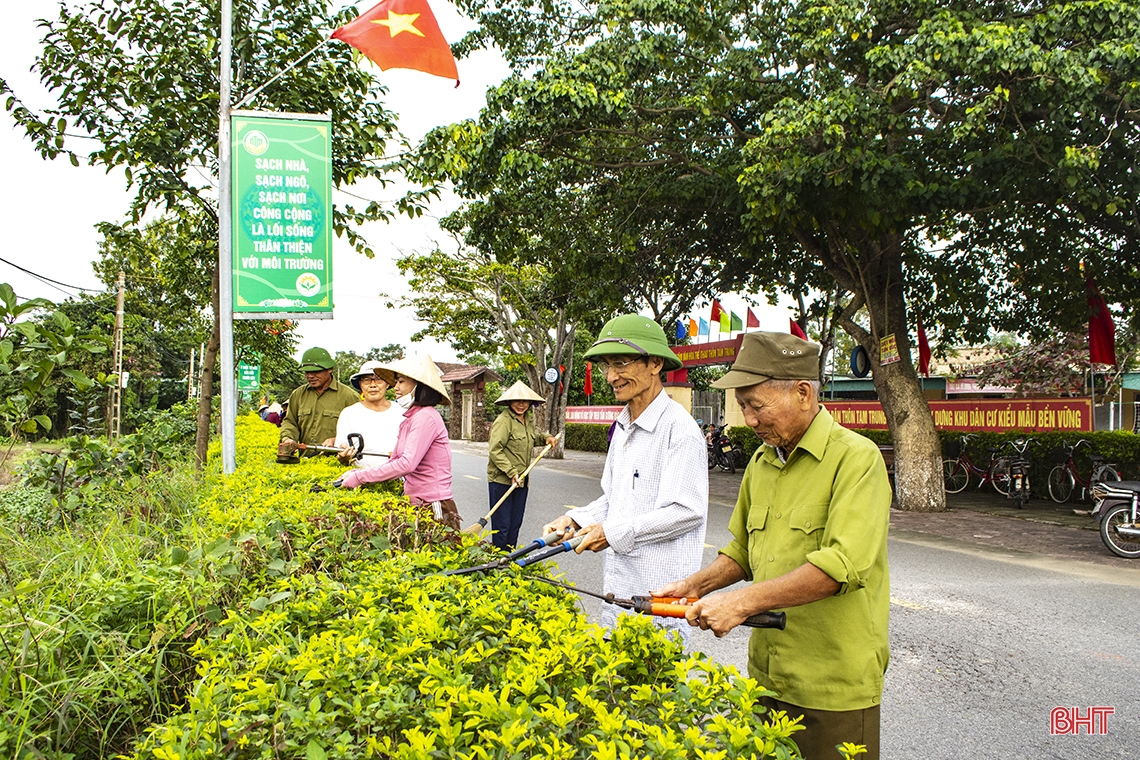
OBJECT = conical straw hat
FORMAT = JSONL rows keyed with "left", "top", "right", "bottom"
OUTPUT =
{"left": 379, "top": 354, "right": 451, "bottom": 405}
{"left": 496, "top": 380, "right": 546, "bottom": 405}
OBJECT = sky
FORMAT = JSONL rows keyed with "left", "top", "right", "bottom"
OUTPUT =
{"left": 1, "top": 0, "right": 794, "bottom": 370}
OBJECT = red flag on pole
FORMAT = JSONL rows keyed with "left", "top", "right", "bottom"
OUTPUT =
{"left": 789, "top": 319, "right": 807, "bottom": 339}
{"left": 331, "top": 0, "right": 459, "bottom": 82}
{"left": 746, "top": 308, "right": 760, "bottom": 329}
{"left": 917, "top": 316, "right": 931, "bottom": 377}
{"left": 1087, "top": 275, "right": 1117, "bottom": 366}
{"left": 710, "top": 300, "right": 724, "bottom": 325}
{"left": 584, "top": 361, "right": 593, "bottom": 398}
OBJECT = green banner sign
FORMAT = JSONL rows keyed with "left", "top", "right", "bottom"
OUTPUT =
{"left": 237, "top": 362, "right": 261, "bottom": 391}
{"left": 231, "top": 110, "right": 333, "bottom": 317}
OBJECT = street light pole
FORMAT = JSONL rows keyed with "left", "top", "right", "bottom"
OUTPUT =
{"left": 218, "top": 0, "right": 237, "bottom": 473}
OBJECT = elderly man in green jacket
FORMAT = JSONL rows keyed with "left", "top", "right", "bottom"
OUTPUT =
{"left": 654, "top": 331, "right": 891, "bottom": 760}
{"left": 277, "top": 347, "right": 359, "bottom": 462}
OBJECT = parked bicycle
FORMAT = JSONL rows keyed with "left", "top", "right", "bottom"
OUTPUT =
{"left": 942, "top": 434, "right": 1012, "bottom": 495}
{"left": 1092, "top": 480, "right": 1140, "bottom": 558}
{"left": 1046, "top": 439, "right": 1121, "bottom": 503}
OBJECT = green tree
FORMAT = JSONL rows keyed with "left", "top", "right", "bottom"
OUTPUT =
{"left": 421, "top": 0, "right": 1140, "bottom": 510}
{"left": 3, "top": 0, "right": 408, "bottom": 464}
{"left": 393, "top": 246, "right": 576, "bottom": 455}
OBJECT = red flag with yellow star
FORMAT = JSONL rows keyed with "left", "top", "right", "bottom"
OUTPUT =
{"left": 331, "top": 0, "right": 458, "bottom": 82}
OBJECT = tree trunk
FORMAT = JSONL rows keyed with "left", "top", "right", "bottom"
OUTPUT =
{"left": 817, "top": 230, "right": 945, "bottom": 512}
{"left": 194, "top": 266, "right": 220, "bottom": 467}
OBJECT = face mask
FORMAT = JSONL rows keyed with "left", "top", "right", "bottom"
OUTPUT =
{"left": 396, "top": 390, "right": 415, "bottom": 409}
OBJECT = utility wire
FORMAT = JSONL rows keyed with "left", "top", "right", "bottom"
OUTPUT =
{"left": 0, "top": 255, "right": 106, "bottom": 295}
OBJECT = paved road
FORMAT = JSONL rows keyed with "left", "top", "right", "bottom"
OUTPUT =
{"left": 449, "top": 445, "right": 1139, "bottom": 758}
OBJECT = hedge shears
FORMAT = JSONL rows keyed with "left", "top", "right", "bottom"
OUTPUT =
{"left": 286, "top": 433, "right": 391, "bottom": 461}
{"left": 424, "top": 533, "right": 585, "bottom": 578}
{"left": 527, "top": 575, "right": 787, "bottom": 630}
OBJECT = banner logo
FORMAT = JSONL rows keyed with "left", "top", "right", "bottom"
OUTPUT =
{"left": 295, "top": 273, "right": 321, "bottom": 296}
{"left": 242, "top": 130, "right": 269, "bottom": 155}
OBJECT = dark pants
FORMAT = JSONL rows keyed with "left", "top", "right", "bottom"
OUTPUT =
{"left": 488, "top": 481, "right": 529, "bottom": 550}
{"left": 760, "top": 696, "right": 880, "bottom": 760}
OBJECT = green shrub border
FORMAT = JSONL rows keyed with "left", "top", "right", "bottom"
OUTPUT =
{"left": 565, "top": 422, "right": 613, "bottom": 453}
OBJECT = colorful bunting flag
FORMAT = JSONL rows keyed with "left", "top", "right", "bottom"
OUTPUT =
{"left": 746, "top": 308, "right": 760, "bottom": 329}
{"left": 719, "top": 310, "right": 730, "bottom": 333}
{"left": 789, "top": 319, "right": 807, "bottom": 339}
{"left": 331, "top": 0, "right": 459, "bottom": 82}
{"left": 698, "top": 317, "right": 709, "bottom": 336}
{"left": 730, "top": 312, "right": 743, "bottom": 332}
{"left": 688, "top": 318, "right": 698, "bottom": 337}
{"left": 675, "top": 320, "right": 686, "bottom": 340}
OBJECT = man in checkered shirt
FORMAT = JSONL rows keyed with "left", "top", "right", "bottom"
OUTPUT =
{"left": 544, "top": 314, "right": 708, "bottom": 639}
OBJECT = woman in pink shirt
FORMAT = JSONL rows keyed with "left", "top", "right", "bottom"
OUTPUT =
{"left": 337, "top": 355, "right": 459, "bottom": 529}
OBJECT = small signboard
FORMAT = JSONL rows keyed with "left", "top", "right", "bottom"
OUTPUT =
{"left": 879, "top": 334, "right": 901, "bottom": 365}
{"left": 231, "top": 110, "right": 333, "bottom": 318}
{"left": 237, "top": 362, "right": 261, "bottom": 392}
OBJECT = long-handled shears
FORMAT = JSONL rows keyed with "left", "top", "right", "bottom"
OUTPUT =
{"left": 289, "top": 433, "right": 391, "bottom": 461}
{"left": 420, "top": 533, "right": 585, "bottom": 579}
{"left": 527, "top": 575, "right": 787, "bottom": 630}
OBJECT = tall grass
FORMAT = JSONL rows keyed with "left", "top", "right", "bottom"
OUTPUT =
{"left": 0, "top": 460, "right": 208, "bottom": 759}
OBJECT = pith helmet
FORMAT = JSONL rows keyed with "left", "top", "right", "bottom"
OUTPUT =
{"left": 299, "top": 346, "right": 335, "bottom": 371}
{"left": 496, "top": 380, "right": 546, "bottom": 406}
{"left": 711, "top": 331, "right": 821, "bottom": 389}
{"left": 349, "top": 360, "right": 396, "bottom": 392}
{"left": 583, "top": 314, "right": 684, "bottom": 372}
{"left": 379, "top": 354, "right": 451, "bottom": 405}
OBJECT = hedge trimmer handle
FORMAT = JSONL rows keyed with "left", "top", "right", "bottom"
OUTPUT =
{"left": 346, "top": 432, "right": 364, "bottom": 461}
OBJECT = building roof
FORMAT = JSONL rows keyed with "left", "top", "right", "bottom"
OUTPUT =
{"left": 436, "top": 362, "right": 504, "bottom": 384}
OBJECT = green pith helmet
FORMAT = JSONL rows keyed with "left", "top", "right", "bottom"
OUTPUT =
{"left": 583, "top": 314, "right": 684, "bottom": 371}
{"left": 299, "top": 346, "right": 335, "bottom": 372}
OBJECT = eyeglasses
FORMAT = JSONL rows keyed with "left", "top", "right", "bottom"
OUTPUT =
{"left": 596, "top": 357, "right": 646, "bottom": 374}
{"left": 358, "top": 376, "right": 386, "bottom": 387}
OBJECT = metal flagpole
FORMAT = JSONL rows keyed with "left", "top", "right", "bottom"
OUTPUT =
{"left": 218, "top": 0, "right": 237, "bottom": 473}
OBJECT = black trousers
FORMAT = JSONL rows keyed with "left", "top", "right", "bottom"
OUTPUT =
{"left": 759, "top": 696, "right": 880, "bottom": 760}
{"left": 488, "top": 481, "right": 529, "bottom": 550}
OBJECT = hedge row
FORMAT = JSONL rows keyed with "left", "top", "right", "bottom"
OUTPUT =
{"left": 127, "top": 418, "right": 808, "bottom": 759}
{"left": 565, "top": 422, "right": 613, "bottom": 453}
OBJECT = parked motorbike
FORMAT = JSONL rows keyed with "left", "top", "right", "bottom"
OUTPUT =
{"left": 1005, "top": 437, "right": 1033, "bottom": 509}
{"left": 1092, "top": 480, "right": 1140, "bottom": 558}
{"left": 706, "top": 425, "right": 743, "bottom": 474}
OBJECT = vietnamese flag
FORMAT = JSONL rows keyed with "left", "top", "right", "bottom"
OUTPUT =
{"left": 331, "top": 0, "right": 459, "bottom": 82}
{"left": 1087, "top": 275, "right": 1117, "bottom": 366}
{"left": 710, "top": 300, "right": 724, "bottom": 330}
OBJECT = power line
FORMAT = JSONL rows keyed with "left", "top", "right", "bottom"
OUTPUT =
{"left": 0, "top": 255, "right": 107, "bottom": 295}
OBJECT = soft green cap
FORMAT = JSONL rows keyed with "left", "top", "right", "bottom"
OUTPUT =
{"left": 299, "top": 346, "right": 335, "bottom": 372}
{"left": 711, "top": 331, "right": 820, "bottom": 389}
{"left": 583, "top": 314, "right": 684, "bottom": 372}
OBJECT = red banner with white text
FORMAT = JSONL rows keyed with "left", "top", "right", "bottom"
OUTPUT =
{"left": 825, "top": 398, "right": 1092, "bottom": 432}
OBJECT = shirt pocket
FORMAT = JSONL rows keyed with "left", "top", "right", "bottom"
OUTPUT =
{"left": 745, "top": 503, "right": 771, "bottom": 574}
{"left": 788, "top": 502, "right": 830, "bottom": 553}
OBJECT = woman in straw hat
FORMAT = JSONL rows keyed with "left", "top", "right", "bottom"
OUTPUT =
{"left": 337, "top": 354, "right": 460, "bottom": 529}
{"left": 486, "top": 381, "right": 560, "bottom": 550}
{"left": 334, "top": 360, "right": 404, "bottom": 469}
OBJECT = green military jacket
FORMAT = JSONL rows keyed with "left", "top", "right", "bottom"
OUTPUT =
{"left": 279, "top": 379, "right": 359, "bottom": 454}
{"left": 719, "top": 406, "right": 892, "bottom": 711}
{"left": 486, "top": 410, "right": 547, "bottom": 486}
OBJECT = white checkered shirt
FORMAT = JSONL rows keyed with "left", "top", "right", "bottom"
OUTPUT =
{"left": 566, "top": 389, "right": 708, "bottom": 637}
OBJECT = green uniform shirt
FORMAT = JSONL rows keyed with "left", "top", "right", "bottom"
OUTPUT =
{"left": 719, "top": 406, "right": 891, "bottom": 711}
{"left": 279, "top": 379, "right": 360, "bottom": 453}
{"left": 486, "top": 410, "right": 546, "bottom": 486}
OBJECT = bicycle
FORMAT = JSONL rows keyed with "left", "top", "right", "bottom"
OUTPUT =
{"left": 1046, "top": 439, "right": 1121, "bottom": 503}
{"left": 941, "top": 434, "right": 1012, "bottom": 495}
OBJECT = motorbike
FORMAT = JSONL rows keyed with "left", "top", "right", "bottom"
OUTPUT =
{"left": 1091, "top": 480, "right": 1140, "bottom": 558}
{"left": 706, "top": 424, "right": 743, "bottom": 474}
{"left": 1004, "top": 437, "right": 1033, "bottom": 509}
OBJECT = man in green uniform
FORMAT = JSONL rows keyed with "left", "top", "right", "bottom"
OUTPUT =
{"left": 277, "top": 347, "right": 359, "bottom": 462}
{"left": 654, "top": 331, "right": 891, "bottom": 759}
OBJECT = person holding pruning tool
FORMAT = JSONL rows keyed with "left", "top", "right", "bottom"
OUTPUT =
{"left": 653, "top": 331, "right": 891, "bottom": 760}
{"left": 277, "top": 346, "right": 359, "bottom": 463}
{"left": 336, "top": 355, "right": 460, "bottom": 530}
{"left": 334, "top": 360, "right": 404, "bottom": 469}
{"left": 486, "top": 381, "right": 560, "bottom": 551}
{"left": 542, "top": 314, "right": 708, "bottom": 640}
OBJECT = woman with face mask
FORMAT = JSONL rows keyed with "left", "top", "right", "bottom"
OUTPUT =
{"left": 334, "top": 361, "right": 404, "bottom": 468}
{"left": 336, "top": 355, "right": 460, "bottom": 529}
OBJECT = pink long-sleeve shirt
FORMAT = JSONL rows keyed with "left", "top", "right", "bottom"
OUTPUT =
{"left": 342, "top": 405, "right": 452, "bottom": 502}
